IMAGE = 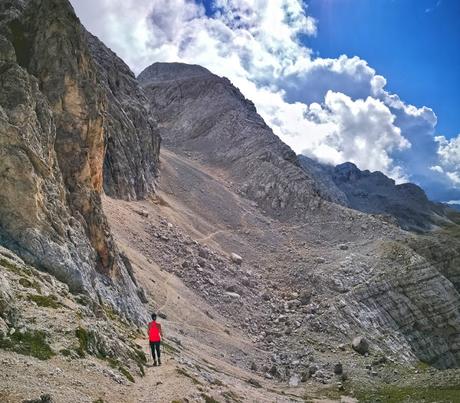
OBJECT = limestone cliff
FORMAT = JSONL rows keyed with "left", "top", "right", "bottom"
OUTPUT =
{"left": 0, "top": 0, "right": 159, "bottom": 322}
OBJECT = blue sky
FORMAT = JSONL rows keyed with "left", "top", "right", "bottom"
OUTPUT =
{"left": 72, "top": 0, "right": 460, "bottom": 203}
{"left": 306, "top": 0, "right": 460, "bottom": 141}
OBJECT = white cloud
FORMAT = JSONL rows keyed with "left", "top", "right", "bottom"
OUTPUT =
{"left": 430, "top": 165, "right": 444, "bottom": 173}
{"left": 302, "top": 91, "right": 410, "bottom": 182}
{"left": 70, "top": 0, "right": 459, "bottom": 200}
{"left": 436, "top": 134, "right": 460, "bottom": 168}
{"left": 435, "top": 134, "right": 460, "bottom": 187}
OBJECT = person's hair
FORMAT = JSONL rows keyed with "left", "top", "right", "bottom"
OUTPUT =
{"left": 151, "top": 313, "right": 157, "bottom": 321}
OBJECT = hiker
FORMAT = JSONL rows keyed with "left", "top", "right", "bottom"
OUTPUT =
{"left": 148, "top": 313, "right": 163, "bottom": 366}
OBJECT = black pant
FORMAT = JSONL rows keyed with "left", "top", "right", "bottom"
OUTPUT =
{"left": 150, "top": 341, "right": 161, "bottom": 363}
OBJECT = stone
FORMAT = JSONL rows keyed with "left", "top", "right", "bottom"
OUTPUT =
{"left": 334, "top": 363, "right": 343, "bottom": 375}
{"left": 198, "top": 247, "right": 209, "bottom": 259}
{"left": 315, "top": 257, "right": 326, "bottom": 264}
{"left": 289, "top": 374, "right": 300, "bottom": 387}
{"left": 134, "top": 210, "right": 149, "bottom": 218}
{"left": 22, "top": 394, "right": 54, "bottom": 403}
{"left": 0, "top": 317, "right": 8, "bottom": 337}
{"left": 352, "top": 336, "right": 369, "bottom": 355}
{"left": 247, "top": 378, "right": 262, "bottom": 388}
{"left": 269, "top": 365, "right": 280, "bottom": 378}
{"left": 0, "top": 271, "right": 14, "bottom": 318}
{"left": 230, "top": 253, "right": 243, "bottom": 265}
{"left": 225, "top": 292, "right": 241, "bottom": 299}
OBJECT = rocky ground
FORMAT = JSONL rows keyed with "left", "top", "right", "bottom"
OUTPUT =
{"left": 1, "top": 146, "right": 460, "bottom": 402}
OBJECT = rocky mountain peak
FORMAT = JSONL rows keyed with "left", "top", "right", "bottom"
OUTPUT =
{"left": 137, "top": 62, "right": 213, "bottom": 85}
{"left": 299, "top": 154, "right": 451, "bottom": 231}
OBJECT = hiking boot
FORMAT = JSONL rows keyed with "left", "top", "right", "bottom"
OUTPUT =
{"left": 153, "top": 361, "right": 157, "bottom": 366}
{"left": 158, "top": 360, "right": 162, "bottom": 366}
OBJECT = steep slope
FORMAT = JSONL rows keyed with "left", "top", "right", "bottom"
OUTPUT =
{"left": 299, "top": 155, "right": 452, "bottom": 231}
{"left": 0, "top": 0, "right": 160, "bottom": 322}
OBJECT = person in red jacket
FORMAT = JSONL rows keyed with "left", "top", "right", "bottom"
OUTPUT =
{"left": 148, "top": 313, "right": 163, "bottom": 366}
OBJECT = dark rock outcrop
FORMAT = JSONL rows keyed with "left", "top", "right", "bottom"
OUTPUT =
{"left": 0, "top": 0, "right": 157, "bottom": 322}
{"left": 299, "top": 156, "right": 452, "bottom": 231}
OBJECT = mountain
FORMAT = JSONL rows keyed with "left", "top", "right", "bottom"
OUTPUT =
{"left": 298, "top": 155, "right": 452, "bottom": 231}
{"left": 138, "top": 61, "right": 460, "bottom": 368}
{"left": 139, "top": 62, "right": 326, "bottom": 219}
{"left": 1, "top": 3, "right": 460, "bottom": 401}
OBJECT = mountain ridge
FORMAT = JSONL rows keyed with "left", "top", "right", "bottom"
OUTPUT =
{"left": 298, "top": 155, "right": 453, "bottom": 231}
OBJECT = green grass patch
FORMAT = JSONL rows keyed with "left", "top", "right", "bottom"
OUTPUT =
{"left": 176, "top": 367, "right": 202, "bottom": 385}
{"left": 18, "top": 278, "right": 41, "bottom": 292}
{"left": 119, "top": 366, "right": 135, "bottom": 383}
{"left": 0, "top": 329, "right": 55, "bottom": 360}
{"left": 355, "top": 386, "right": 460, "bottom": 402}
{"left": 211, "top": 379, "right": 224, "bottom": 387}
{"left": 0, "top": 258, "right": 29, "bottom": 276}
{"left": 75, "top": 326, "right": 89, "bottom": 357}
{"left": 201, "top": 394, "right": 220, "bottom": 403}
{"left": 60, "top": 348, "right": 73, "bottom": 358}
{"left": 129, "top": 345, "right": 147, "bottom": 365}
{"left": 27, "top": 294, "right": 62, "bottom": 309}
{"left": 442, "top": 222, "right": 460, "bottom": 239}
{"left": 75, "top": 295, "right": 91, "bottom": 306}
{"left": 221, "top": 390, "right": 242, "bottom": 403}
{"left": 163, "top": 340, "right": 180, "bottom": 354}
{"left": 102, "top": 305, "right": 119, "bottom": 321}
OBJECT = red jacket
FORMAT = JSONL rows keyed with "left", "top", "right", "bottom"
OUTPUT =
{"left": 148, "top": 321, "right": 162, "bottom": 342}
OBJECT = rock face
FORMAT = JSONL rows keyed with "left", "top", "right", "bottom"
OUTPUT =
{"left": 139, "top": 62, "right": 323, "bottom": 218}
{"left": 0, "top": 0, "right": 155, "bottom": 322}
{"left": 299, "top": 156, "right": 452, "bottom": 231}
{"left": 86, "top": 32, "right": 160, "bottom": 200}
{"left": 297, "top": 155, "right": 348, "bottom": 206}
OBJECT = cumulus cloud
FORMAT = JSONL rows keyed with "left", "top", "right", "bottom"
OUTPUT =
{"left": 434, "top": 134, "right": 460, "bottom": 185}
{"left": 70, "top": 0, "right": 459, "bottom": 200}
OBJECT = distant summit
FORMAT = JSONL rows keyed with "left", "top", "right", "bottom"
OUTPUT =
{"left": 138, "top": 62, "right": 213, "bottom": 85}
{"left": 299, "top": 155, "right": 452, "bottom": 231}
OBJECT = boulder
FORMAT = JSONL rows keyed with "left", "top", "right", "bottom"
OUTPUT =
{"left": 225, "top": 292, "right": 241, "bottom": 299}
{"left": 334, "top": 362, "right": 343, "bottom": 375}
{"left": 352, "top": 336, "right": 369, "bottom": 355}
{"left": 198, "top": 247, "right": 209, "bottom": 259}
{"left": 230, "top": 253, "right": 243, "bottom": 265}
{"left": 289, "top": 374, "right": 300, "bottom": 387}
